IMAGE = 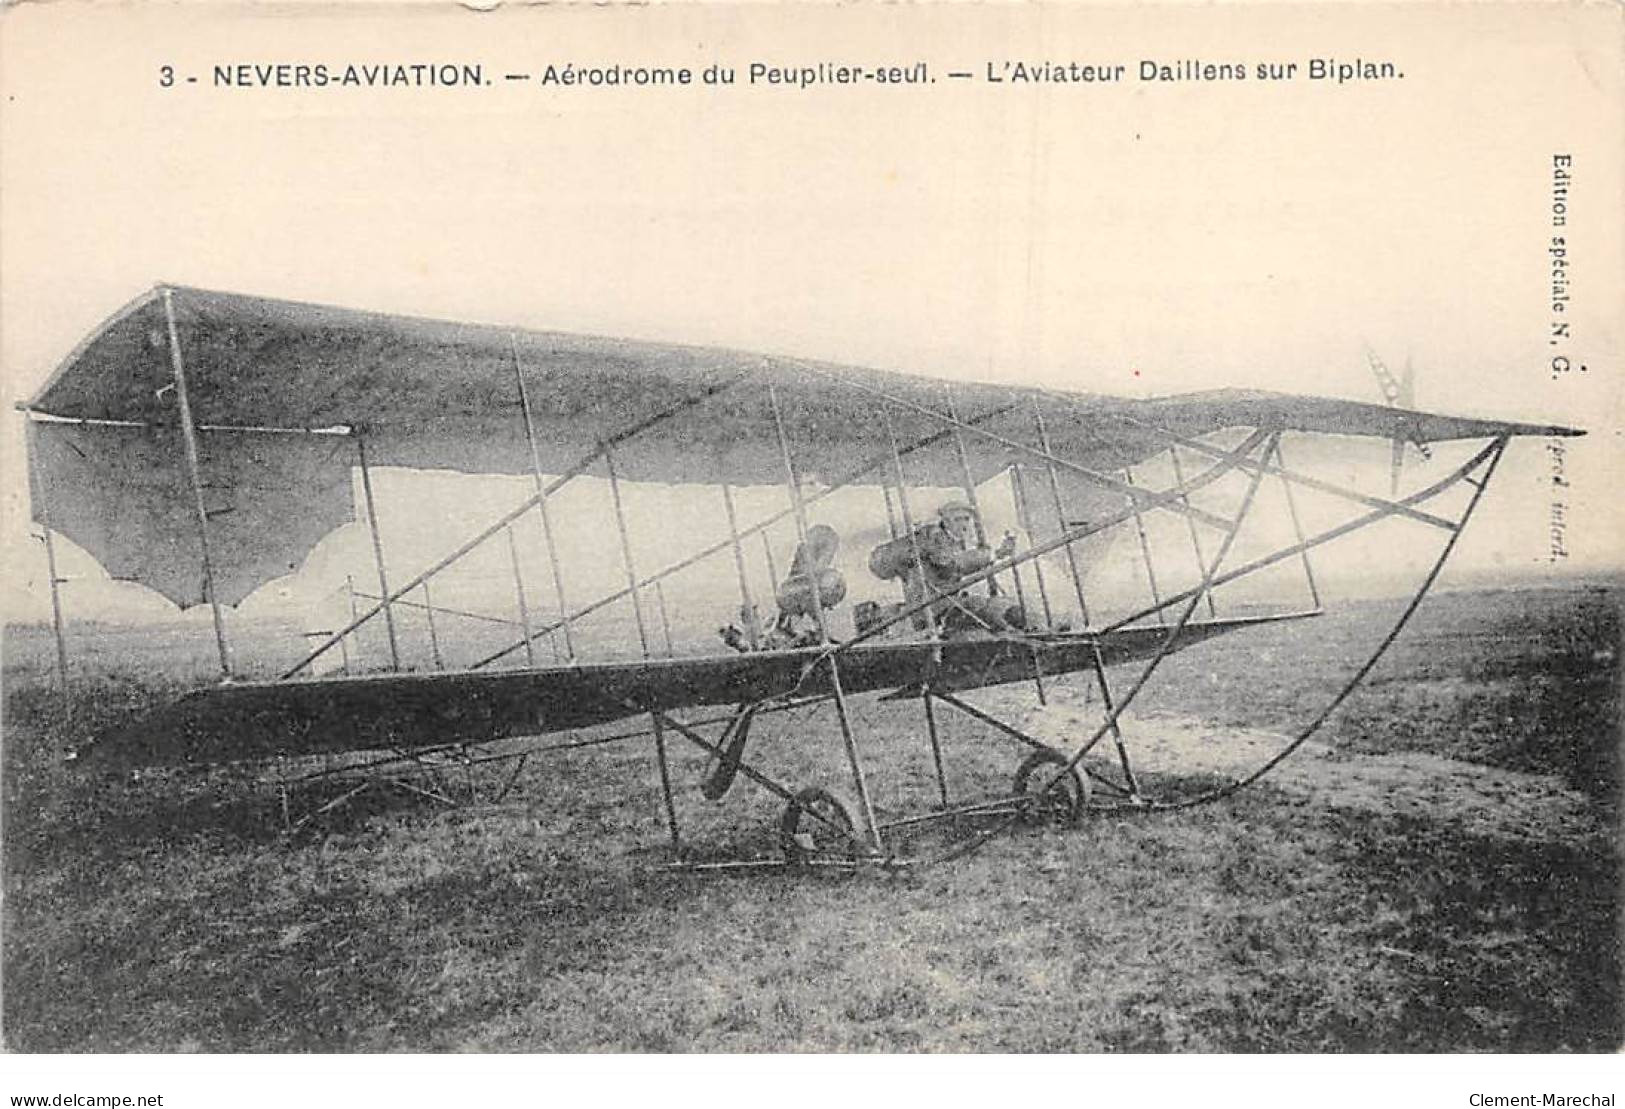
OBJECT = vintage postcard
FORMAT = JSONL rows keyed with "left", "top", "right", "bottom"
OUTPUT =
{"left": 1, "top": 0, "right": 1620, "bottom": 1096}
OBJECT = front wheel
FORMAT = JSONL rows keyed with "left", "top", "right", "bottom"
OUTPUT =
{"left": 778, "top": 787, "right": 859, "bottom": 866}
{"left": 1012, "top": 748, "right": 1089, "bottom": 827}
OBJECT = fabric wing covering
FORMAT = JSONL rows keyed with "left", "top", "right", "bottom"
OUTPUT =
{"left": 28, "top": 422, "right": 355, "bottom": 608}
{"left": 23, "top": 285, "right": 1577, "bottom": 610}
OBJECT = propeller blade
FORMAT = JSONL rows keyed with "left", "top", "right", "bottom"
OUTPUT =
{"left": 1368, "top": 347, "right": 1433, "bottom": 489}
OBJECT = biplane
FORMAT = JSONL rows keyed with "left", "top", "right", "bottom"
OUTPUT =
{"left": 18, "top": 285, "right": 1581, "bottom": 868}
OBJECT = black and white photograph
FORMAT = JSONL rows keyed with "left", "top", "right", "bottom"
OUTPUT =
{"left": 1, "top": 0, "right": 1619, "bottom": 1094}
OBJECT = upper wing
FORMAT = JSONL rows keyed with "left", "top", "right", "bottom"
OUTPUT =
{"left": 24, "top": 285, "right": 1582, "bottom": 608}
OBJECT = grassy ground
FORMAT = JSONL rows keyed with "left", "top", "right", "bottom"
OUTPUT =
{"left": 2, "top": 583, "right": 1618, "bottom": 1051}
{"left": 1145, "top": 582, "right": 1620, "bottom": 797}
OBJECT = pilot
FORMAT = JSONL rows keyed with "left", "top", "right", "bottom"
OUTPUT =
{"left": 872, "top": 500, "right": 1021, "bottom": 633}
{"left": 720, "top": 526, "right": 846, "bottom": 650}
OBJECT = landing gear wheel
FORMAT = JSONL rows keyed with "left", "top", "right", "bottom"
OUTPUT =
{"left": 778, "top": 787, "right": 858, "bottom": 866}
{"left": 1013, "top": 748, "right": 1089, "bottom": 827}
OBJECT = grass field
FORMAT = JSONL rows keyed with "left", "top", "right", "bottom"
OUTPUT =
{"left": 2, "top": 582, "right": 1619, "bottom": 1051}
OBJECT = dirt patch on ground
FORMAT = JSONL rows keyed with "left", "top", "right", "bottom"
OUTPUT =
{"left": 974, "top": 685, "right": 1602, "bottom": 845}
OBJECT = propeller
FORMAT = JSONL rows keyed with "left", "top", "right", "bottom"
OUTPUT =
{"left": 1366, "top": 349, "right": 1433, "bottom": 494}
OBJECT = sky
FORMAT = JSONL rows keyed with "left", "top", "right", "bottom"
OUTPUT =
{"left": 2, "top": 3, "right": 1620, "bottom": 650}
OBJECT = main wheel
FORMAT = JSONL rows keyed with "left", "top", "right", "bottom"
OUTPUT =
{"left": 1012, "top": 748, "right": 1089, "bottom": 826}
{"left": 778, "top": 787, "right": 858, "bottom": 865}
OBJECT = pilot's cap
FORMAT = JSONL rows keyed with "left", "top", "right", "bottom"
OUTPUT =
{"left": 937, "top": 499, "right": 976, "bottom": 520}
